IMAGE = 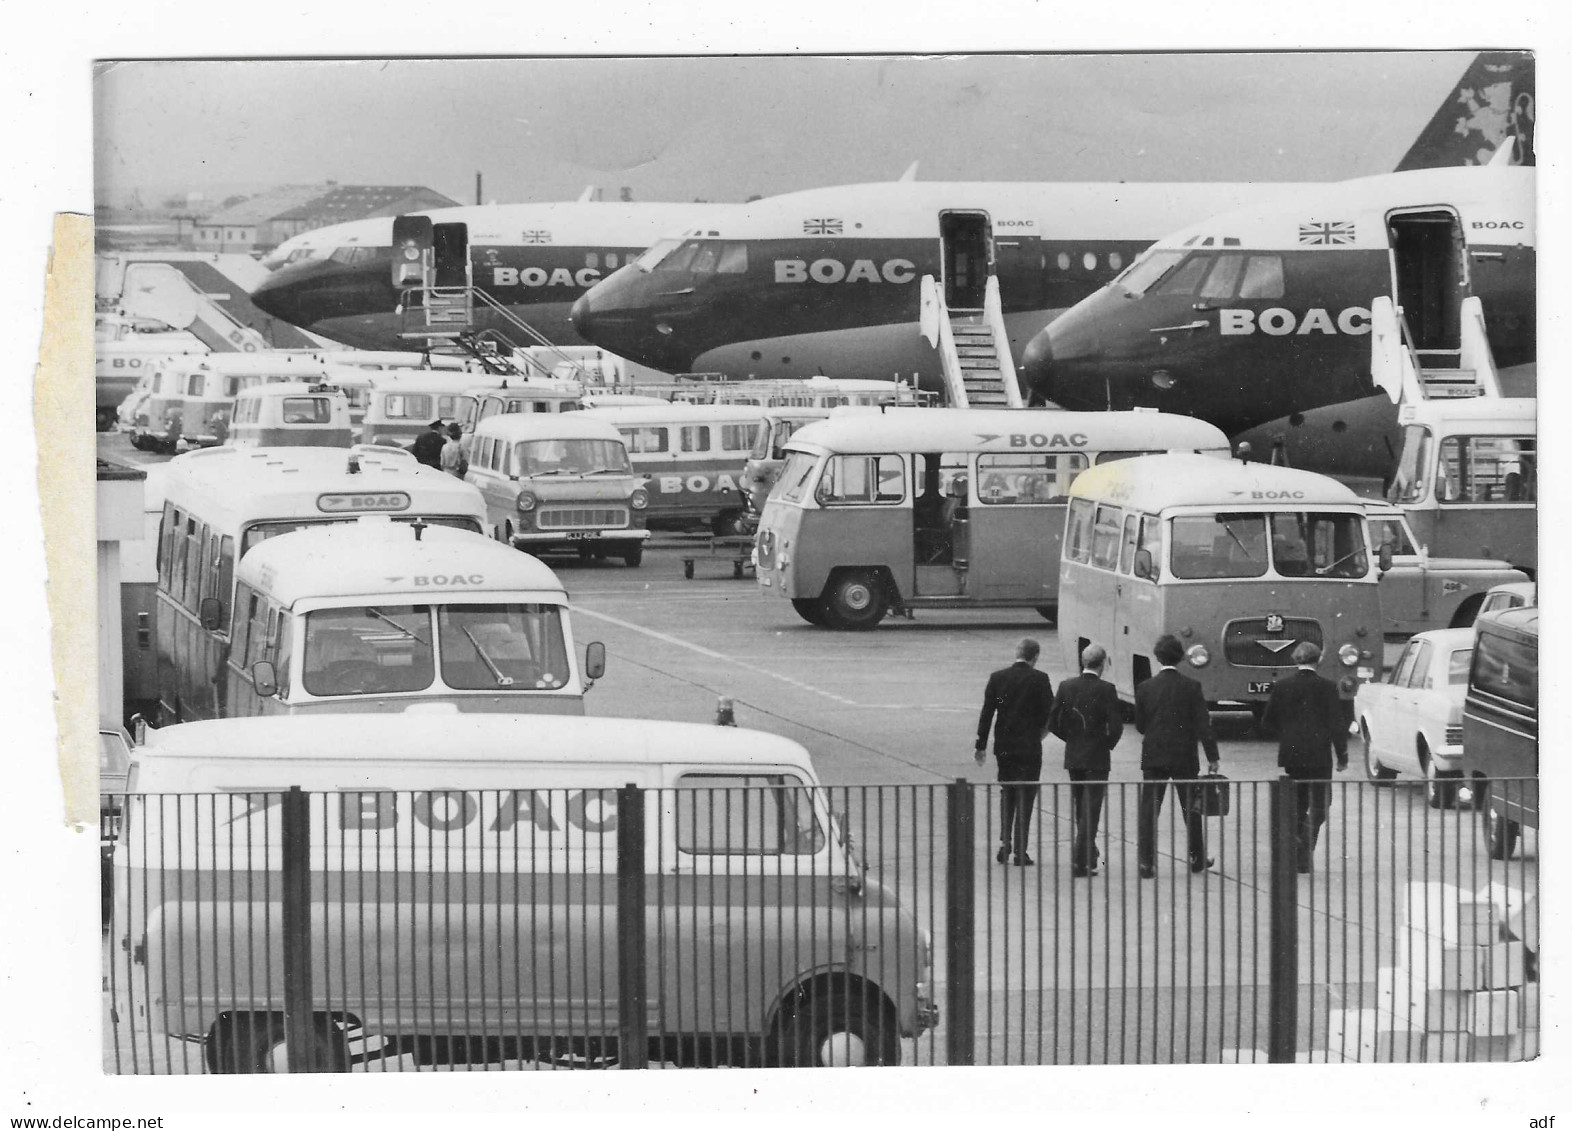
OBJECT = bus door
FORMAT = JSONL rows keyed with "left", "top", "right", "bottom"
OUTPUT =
{"left": 1388, "top": 209, "right": 1466, "bottom": 363}
{"left": 1111, "top": 511, "right": 1162, "bottom": 687}
{"left": 911, "top": 452, "right": 968, "bottom": 597}
{"left": 939, "top": 211, "right": 992, "bottom": 311}
{"left": 964, "top": 451, "right": 1075, "bottom": 602}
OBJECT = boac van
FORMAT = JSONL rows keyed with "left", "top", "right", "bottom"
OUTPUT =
{"left": 109, "top": 714, "right": 937, "bottom": 1071}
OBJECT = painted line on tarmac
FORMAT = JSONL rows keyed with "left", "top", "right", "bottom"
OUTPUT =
{"left": 573, "top": 604, "right": 965, "bottom": 711}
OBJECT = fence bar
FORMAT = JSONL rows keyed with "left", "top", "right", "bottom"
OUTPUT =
{"left": 280, "top": 786, "right": 321, "bottom": 1072}
{"left": 616, "top": 782, "right": 649, "bottom": 1069}
{"left": 945, "top": 778, "right": 976, "bottom": 1066}
{"left": 1267, "top": 775, "right": 1299, "bottom": 1063}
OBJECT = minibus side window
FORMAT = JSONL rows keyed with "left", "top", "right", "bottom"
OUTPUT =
{"left": 244, "top": 593, "right": 266, "bottom": 665}
{"left": 1170, "top": 513, "right": 1268, "bottom": 579}
{"left": 749, "top": 422, "right": 773, "bottom": 460}
{"left": 182, "top": 518, "right": 203, "bottom": 609}
{"left": 676, "top": 773, "right": 824, "bottom": 855}
{"left": 216, "top": 536, "right": 234, "bottom": 625}
{"left": 157, "top": 502, "right": 176, "bottom": 588}
{"left": 1064, "top": 498, "right": 1095, "bottom": 563}
{"left": 1118, "top": 513, "right": 1139, "bottom": 574}
{"left": 166, "top": 508, "right": 185, "bottom": 596}
{"left": 1438, "top": 435, "right": 1536, "bottom": 503}
{"left": 1470, "top": 629, "right": 1537, "bottom": 708}
{"left": 817, "top": 454, "right": 905, "bottom": 505}
{"left": 680, "top": 426, "right": 711, "bottom": 453}
{"left": 273, "top": 615, "right": 293, "bottom": 696}
{"left": 231, "top": 582, "right": 253, "bottom": 656}
{"left": 721, "top": 423, "right": 758, "bottom": 451}
{"left": 1091, "top": 505, "right": 1123, "bottom": 570}
{"left": 976, "top": 452, "right": 1086, "bottom": 504}
{"left": 627, "top": 427, "right": 669, "bottom": 454}
{"left": 1138, "top": 514, "right": 1163, "bottom": 578}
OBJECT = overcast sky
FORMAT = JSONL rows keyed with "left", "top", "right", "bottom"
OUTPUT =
{"left": 96, "top": 52, "right": 1481, "bottom": 208}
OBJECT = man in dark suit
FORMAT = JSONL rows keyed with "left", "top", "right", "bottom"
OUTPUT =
{"left": 1134, "top": 634, "right": 1220, "bottom": 878}
{"left": 975, "top": 638, "right": 1055, "bottom": 866}
{"left": 1261, "top": 641, "right": 1349, "bottom": 873}
{"left": 1048, "top": 643, "right": 1124, "bottom": 878}
{"left": 411, "top": 419, "right": 447, "bottom": 468}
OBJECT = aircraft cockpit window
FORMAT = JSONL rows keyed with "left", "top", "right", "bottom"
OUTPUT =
{"left": 716, "top": 244, "right": 748, "bottom": 274}
{"left": 328, "top": 246, "right": 378, "bottom": 266}
{"left": 1153, "top": 255, "right": 1212, "bottom": 295}
{"left": 635, "top": 239, "right": 681, "bottom": 271}
{"left": 653, "top": 241, "right": 703, "bottom": 273}
{"left": 1199, "top": 255, "right": 1244, "bottom": 300}
{"left": 1116, "top": 250, "right": 1185, "bottom": 297}
{"left": 688, "top": 243, "right": 720, "bottom": 274}
{"left": 1238, "top": 255, "right": 1285, "bottom": 299}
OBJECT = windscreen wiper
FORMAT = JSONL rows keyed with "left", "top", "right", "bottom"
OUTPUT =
{"left": 461, "top": 625, "right": 515, "bottom": 686}
{"left": 365, "top": 607, "right": 428, "bottom": 645}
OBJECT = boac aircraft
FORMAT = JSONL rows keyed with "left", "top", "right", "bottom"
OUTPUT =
{"left": 1018, "top": 163, "right": 1535, "bottom": 479}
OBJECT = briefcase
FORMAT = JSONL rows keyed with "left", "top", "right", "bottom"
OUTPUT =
{"left": 1189, "top": 770, "right": 1231, "bottom": 818}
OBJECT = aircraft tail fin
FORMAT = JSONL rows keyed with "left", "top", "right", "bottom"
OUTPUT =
{"left": 1394, "top": 50, "right": 1534, "bottom": 170}
{"left": 898, "top": 161, "right": 920, "bottom": 183}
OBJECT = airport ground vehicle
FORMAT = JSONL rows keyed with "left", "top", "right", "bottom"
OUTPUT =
{"left": 119, "top": 465, "right": 165, "bottom": 724}
{"left": 580, "top": 402, "right": 767, "bottom": 533}
{"left": 742, "top": 408, "right": 833, "bottom": 515}
{"left": 110, "top": 713, "right": 936, "bottom": 1070}
{"left": 1057, "top": 454, "right": 1381, "bottom": 707}
{"left": 467, "top": 414, "right": 650, "bottom": 565}
{"left": 459, "top": 376, "right": 585, "bottom": 435}
{"left": 754, "top": 409, "right": 1230, "bottom": 629}
{"left": 127, "top": 354, "right": 340, "bottom": 452}
{"left": 226, "top": 382, "right": 353, "bottom": 447}
{"left": 1366, "top": 504, "right": 1530, "bottom": 636}
{"left": 1355, "top": 627, "right": 1473, "bottom": 807}
{"left": 360, "top": 371, "right": 486, "bottom": 448}
{"left": 154, "top": 446, "right": 487, "bottom": 723}
{"left": 1387, "top": 398, "right": 1536, "bottom": 572}
{"left": 224, "top": 522, "right": 601, "bottom": 717}
{"left": 1478, "top": 580, "right": 1536, "bottom": 618}
{"left": 1462, "top": 606, "right": 1538, "bottom": 859}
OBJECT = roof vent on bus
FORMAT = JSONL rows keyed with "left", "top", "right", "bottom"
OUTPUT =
{"left": 347, "top": 454, "right": 361, "bottom": 475}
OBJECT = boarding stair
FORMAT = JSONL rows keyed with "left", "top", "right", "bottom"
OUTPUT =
{"left": 919, "top": 274, "right": 1022, "bottom": 408}
{"left": 1371, "top": 295, "right": 1502, "bottom": 404}
{"left": 398, "top": 284, "right": 595, "bottom": 382}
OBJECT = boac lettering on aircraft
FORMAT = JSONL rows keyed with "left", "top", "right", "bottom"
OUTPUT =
{"left": 655, "top": 474, "right": 740, "bottom": 496}
{"left": 1218, "top": 307, "right": 1371, "bottom": 336}
{"left": 774, "top": 259, "right": 917, "bottom": 285}
{"left": 491, "top": 266, "right": 602, "bottom": 288}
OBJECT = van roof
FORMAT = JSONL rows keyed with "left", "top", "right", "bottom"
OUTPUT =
{"left": 236, "top": 522, "right": 565, "bottom": 603}
{"left": 472, "top": 414, "right": 627, "bottom": 442}
{"left": 579, "top": 403, "right": 769, "bottom": 425}
{"left": 164, "top": 446, "right": 485, "bottom": 533}
{"left": 234, "top": 382, "right": 347, "bottom": 400}
{"left": 1476, "top": 606, "right": 1539, "bottom": 636}
{"left": 1399, "top": 397, "right": 1536, "bottom": 430}
{"left": 1068, "top": 453, "right": 1364, "bottom": 510}
{"left": 788, "top": 408, "right": 1229, "bottom": 455}
{"left": 137, "top": 714, "right": 815, "bottom": 774}
{"left": 366, "top": 371, "right": 488, "bottom": 393}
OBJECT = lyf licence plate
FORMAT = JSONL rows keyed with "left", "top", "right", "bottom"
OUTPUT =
{"left": 1248, "top": 681, "right": 1275, "bottom": 695}
{"left": 565, "top": 531, "right": 602, "bottom": 540}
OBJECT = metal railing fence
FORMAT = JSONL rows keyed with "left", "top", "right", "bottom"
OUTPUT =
{"left": 102, "top": 776, "right": 1538, "bottom": 1071}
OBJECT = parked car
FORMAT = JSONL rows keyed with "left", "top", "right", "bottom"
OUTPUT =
{"left": 1463, "top": 606, "right": 1539, "bottom": 859}
{"left": 1368, "top": 506, "right": 1529, "bottom": 637}
{"left": 1477, "top": 580, "right": 1536, "bottom": 619}
{"left": 1355, "top": 627, "right": 1474, "bottom": 807}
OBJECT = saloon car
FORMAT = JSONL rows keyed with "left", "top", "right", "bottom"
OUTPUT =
{"left": 1356, "top": 627, "right": 1474, "bottom": 807}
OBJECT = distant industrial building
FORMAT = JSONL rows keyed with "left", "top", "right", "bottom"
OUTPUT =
{"left": 191, "top": 184, "right": 459, "bottom": 255}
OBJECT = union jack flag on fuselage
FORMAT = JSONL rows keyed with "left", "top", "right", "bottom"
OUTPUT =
{"left": 802, "top": 218, "right": 844, "bottom": 235}
{"left": 1298, "top": 220, "right": 1356, "bottom": 246}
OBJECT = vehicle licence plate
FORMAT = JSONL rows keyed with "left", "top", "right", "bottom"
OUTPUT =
{"left": 565, "top": 532, "right": 601, "bottom": 540}
{"left": 1248, "top": 681, "right": 1275, "bottom": 694}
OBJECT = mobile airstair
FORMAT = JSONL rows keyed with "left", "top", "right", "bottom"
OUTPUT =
{"left": 919, "top": 274, "right": 1022, "bottom": 408}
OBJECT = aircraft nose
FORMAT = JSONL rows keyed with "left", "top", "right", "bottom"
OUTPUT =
{"left": 568, "top": 292, "right": 595, "bottom": 336}
{"left": 250, "top": 267, "right": 311, "bottom": 326}
{"left": 1019, "top": 327, "right": 1056, "bottom": 403}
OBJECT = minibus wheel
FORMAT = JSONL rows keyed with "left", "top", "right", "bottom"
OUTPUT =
{"left": 822, "top": 571, "right": 886, "bottom": 630}
{"left": 791, "top": 598, "right": 826, "bottom": 626}
{"left": 205, "top": 1012, "right": 348, "bottom": 1074}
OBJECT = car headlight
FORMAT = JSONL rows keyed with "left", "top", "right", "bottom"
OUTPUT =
{"left": 516, "top": 492, "right": 538, "bottom": 513}
{"left": 1186, "top": 644, "right": 1210, "bottom": 668}
{"left": 630, "top": 488, "right": 649, "bottom": 510}
{"left": 1338, "top": 643, "right": 1360, "bottom": 667}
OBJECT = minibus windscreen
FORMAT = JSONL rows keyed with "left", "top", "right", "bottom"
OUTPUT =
{"left": 776, "top": 452, "right": 820, "bottom": 504}
{"left": 303, "top": 604, "right": 435, "bottom": 696}
{"left": 1170, "top": 514, "right": 1268, "bottom": 579}
{"left": 1268, "top": 512, "right": 1367, "bottom": 577}
{"left": 240, "top": 515, "right": 482, "bottom": 554}
{"left": 513, "top": 439, "right": 631, "bottom": 475}
{"left": 438, "top": 603, "right": 569, "bottom": 690}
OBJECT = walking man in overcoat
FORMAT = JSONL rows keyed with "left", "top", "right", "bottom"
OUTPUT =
{"left": 1134, "top": 634, "right": 1220, "bottom": 878}
{"left": 1048, "top": 643, "right": 1124, "bottom": 878}
{"left": 1261, "top": 641, "right": 1348, "bottom": 872}
{"left": 975, "top": 638, "right": 1055, "bottom": 866}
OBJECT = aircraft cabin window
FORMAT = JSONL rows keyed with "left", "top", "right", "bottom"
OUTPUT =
{"left": 585, "top": 253, "right": 599, "bottom": 268}
{"left": 1155, "top": 255, "right": 1212, "bottom": 296}
{"left": 1082, "top": 252, "right": 1097, "bottom": 272}
{"left": 1199, "top": 255, "right": 1244, "bottom": 300}
{"left": 606, "top": 253, "right": 619, "bottom": 269}
{"left": 1108, "top": 252, "right": 1123, "bottom": 270}
{"left": 1057, "top": 252, "right": 1071, "bottom": 271}
{"left": 1239, "top": 255, "right": 1285, "bottom": 299}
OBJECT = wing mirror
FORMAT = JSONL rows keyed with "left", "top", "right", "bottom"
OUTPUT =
{"left": 199, "top": 597, "right": 224, "bottom": 631}
{"left": 251, "top": 660, "right": 278, "bottom": 698}
{"left": 583, "top": 641, "right": 606, "bottom": 688}
{"left": 1378, "top": 544, "right": 1393, "bottom": 573}
{"left": 1134, "top": 548, "right": 1154, "bottom": 580}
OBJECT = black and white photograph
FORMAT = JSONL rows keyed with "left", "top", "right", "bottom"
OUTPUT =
{"left": 2, "top": 8, "right": 1563, "bottom": 1123}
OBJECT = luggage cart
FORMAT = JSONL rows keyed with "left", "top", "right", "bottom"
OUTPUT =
{"left": 682, "top": 535, "right": 756, "bottom": 580}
